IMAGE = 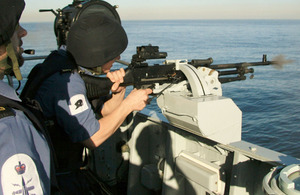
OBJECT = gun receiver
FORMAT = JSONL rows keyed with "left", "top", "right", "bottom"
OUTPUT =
{"left": 81, "top": 45, "right": 282, "bottom": 100}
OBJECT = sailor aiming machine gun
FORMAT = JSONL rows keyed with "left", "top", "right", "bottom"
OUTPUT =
{"left": 81, "top": 44, "right": 285, "bottom": 101}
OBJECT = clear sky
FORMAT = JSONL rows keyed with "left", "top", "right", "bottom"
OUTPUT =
{"left": 20, "top": 0, "right": 300, "bottom": 22}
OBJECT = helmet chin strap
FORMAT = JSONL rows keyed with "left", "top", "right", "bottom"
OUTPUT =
{"left": 0, "top": 51, "right": 11, "bottom": 74}
{"left": 0, "top": 42, "right": 22, "bottom": 89}
{"left": 90, "top": 66, "right": 102, "bottom": 75}
{"left": 6, "top": 42, "right": 22, "bottom": 80}
{"left": 80, "top": 66, "right": 102, "bottom": 75}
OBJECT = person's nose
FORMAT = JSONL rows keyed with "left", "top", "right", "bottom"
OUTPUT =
{"left": 18, "top": 25, "right": 27, "bottom": 38}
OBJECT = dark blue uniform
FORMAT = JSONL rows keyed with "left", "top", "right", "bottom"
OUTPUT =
{"left": 34, "top": 50, "right": 99, "bottom": 143}
{"left": 0, "top": 80, "right": 50, "bottom": 195}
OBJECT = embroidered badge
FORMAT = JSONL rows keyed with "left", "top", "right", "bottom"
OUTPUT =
{"left": 69, "top": 94, "right": 88, "bottom": 115}
{"left": 1, "top": 154, "right": 43, "bottom": 194}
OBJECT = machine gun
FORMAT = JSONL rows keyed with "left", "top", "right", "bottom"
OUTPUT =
{"left": 81, "top": 45, "right": 286, "bottom": 100}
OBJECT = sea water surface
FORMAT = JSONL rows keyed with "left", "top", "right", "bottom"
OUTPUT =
{"left": 20, "top": 20, "right": 300, "bottom": 159}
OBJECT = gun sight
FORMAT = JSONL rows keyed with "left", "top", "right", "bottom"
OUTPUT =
{"left": 132, "top": 45, "right": 167, "bottom": 64}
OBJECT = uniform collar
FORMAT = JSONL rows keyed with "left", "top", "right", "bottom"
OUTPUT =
{"left": 0, "top": 80, "right": 21, "bottom": 102}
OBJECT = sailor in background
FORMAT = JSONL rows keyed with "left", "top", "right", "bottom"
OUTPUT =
{"left": 22, "top": 13, "right": 152, "bottom": 194}
{"left": 0, "top": 0, "right": 51, "bottom": 194}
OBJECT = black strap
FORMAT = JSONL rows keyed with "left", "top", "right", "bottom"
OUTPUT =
{"left": 20, "top": 50, "right": 78, "bottom": 100}
{"left": 0, "top": 95, "right": 44, "bottom": 132}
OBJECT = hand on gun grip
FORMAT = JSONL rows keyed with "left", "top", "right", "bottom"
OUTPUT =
{"left": 107, "top": 68, "right": 125, "bottom": 93}
{"left": 125, "top": 88, "right": 153, "bottom": 111}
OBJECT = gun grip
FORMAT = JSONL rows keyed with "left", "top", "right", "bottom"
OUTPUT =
{"left": 80, "top": 74, "right": 113, "bottom": 100}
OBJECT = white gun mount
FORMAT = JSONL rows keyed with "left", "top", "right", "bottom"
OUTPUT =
{"left": 155, "top": 59, "right": 242, "bottom": 145}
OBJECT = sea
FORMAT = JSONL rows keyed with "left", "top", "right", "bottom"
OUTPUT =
{"left": 19, "top": 20, "right": 300, "bottom": 159}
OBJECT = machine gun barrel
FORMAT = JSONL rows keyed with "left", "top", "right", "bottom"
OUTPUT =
{"left": 206, "top": 54, "right": 273, "bottom": 69}
{"left": 202, "top": 54, "right": 277, "bottom": 83}
{"left": 209, "top": 61, "right": 273, "bottom": 69}
{"left": 218, "top": 68, "right": 254, "bottom": 76}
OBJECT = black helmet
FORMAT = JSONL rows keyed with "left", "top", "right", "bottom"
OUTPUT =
{"left": 67, "top": 12, "right": 128, "bottom": 68}
{"left": 0, "top": 0, "right": 25, "bottom": 45}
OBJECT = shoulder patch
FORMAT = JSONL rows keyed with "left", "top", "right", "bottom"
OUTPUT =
{"left": 69, "top": 94, "right": 89, "bottom": 115}
{"left": 0, "top": 106, "right": 15, "bottom": 119}
{"left": 1, "top": 153, "right": 43, "bottom": 194}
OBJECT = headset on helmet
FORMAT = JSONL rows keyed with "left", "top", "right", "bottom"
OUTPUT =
{"left": 50, "top": 0, "right": 121, "bottom": 48}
